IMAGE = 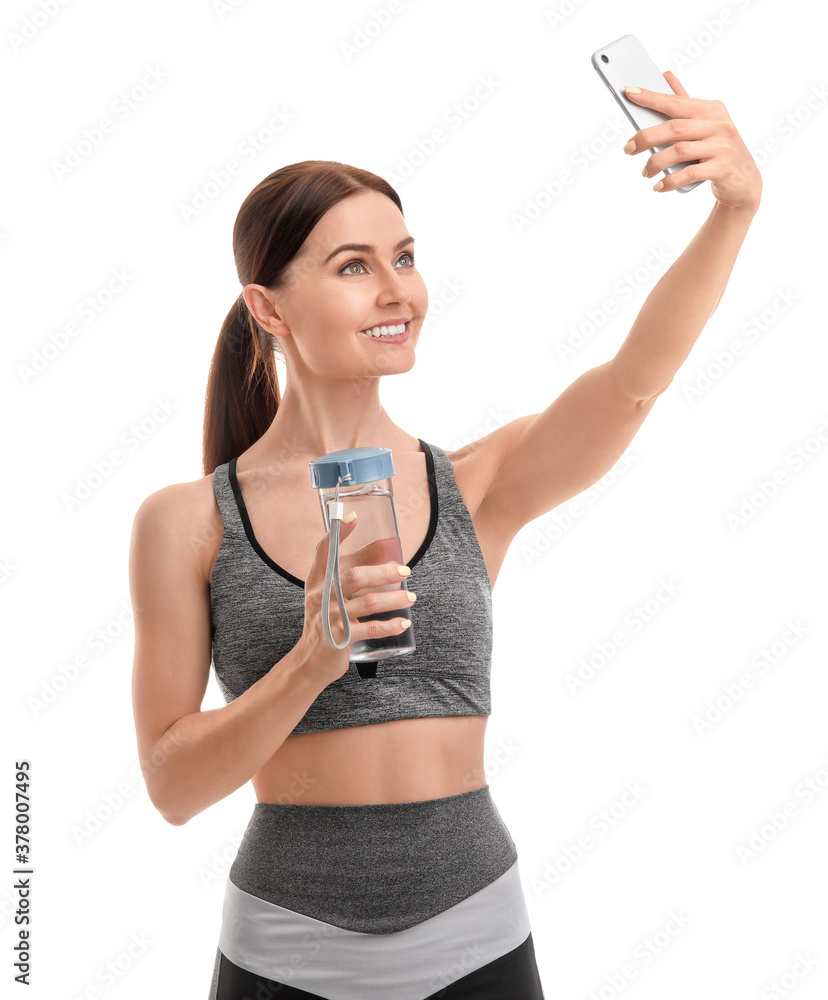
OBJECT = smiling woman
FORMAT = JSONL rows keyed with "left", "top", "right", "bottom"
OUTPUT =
{"left": 129, "top": 160, "right": 547, "bottom": 998}
{"left": 130, "top": 110, "right": 761, "bottom": 991}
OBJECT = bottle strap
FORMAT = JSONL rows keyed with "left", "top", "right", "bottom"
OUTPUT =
{"left": 321, "top": 476, "right": 352, "bottom": 650}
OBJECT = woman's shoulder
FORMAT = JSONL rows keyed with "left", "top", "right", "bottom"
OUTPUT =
{"left": 131, "top": 470, "right": 223, "bottom": 584}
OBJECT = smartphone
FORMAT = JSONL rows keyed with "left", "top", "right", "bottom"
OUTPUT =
{"left": 591, "top": 34, "right": 703, "bottom": 194}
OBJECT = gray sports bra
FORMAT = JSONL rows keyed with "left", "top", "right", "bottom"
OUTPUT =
{"left": 209, "top": 439, "right": 492, "bottom": 734}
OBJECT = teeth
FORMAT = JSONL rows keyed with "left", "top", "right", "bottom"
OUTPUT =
{"left": 360, "top": 323, "right": 406, "bottom": 338}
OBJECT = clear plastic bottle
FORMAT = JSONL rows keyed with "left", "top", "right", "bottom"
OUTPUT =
{"left": 309, "top": 447, "right": 415, "bottom": 677}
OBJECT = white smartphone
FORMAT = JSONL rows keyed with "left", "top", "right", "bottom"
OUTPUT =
{"left": 591, "top": 34, "right": 704, "bottom": 194}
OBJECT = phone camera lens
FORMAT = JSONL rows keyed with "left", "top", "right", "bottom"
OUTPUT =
{"left": 601, "top": 54, "right": 609, "bottom": 63}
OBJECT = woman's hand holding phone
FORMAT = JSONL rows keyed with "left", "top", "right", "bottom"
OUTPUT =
{"left": 622, "top": 71, "right": 762, "bottom": 212}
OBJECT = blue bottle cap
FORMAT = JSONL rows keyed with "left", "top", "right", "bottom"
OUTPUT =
{"left": 308, "top": 446, "right": 396, "bottom": 488}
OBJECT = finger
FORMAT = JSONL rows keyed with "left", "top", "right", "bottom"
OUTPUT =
{"left": 324, "top": 511, "right": 359, "bottom": 545}
{"left": 625, "top": 117, "right": 710, "bottom": 156}
{"left": 338, "top": 552, "right": 409, "bottom": 595}
{"left": 624, "top": 83, "right": 702, "bottom": 117}
{"left": 662, "top": 70, "right": 689, "bottom": 98}
{"left": 643, "top": 137, "right": 713, "bottom": 179}
{"left": 309, "top": 512, "right": 359, "bottom": 586}
{"left": 338, "top": 512, "right": 359, "bottom": 536}
{"left": 650, "top": 160, "right": 706, "bottom": 193}
{"left": 351, "top": 586, "right": 416, "bottom": 618}
{"left": 314, "top": 511, "right": 358, "bottom": 556}
{"left": 339, "top": 534, "right": 402, "bottom": 575}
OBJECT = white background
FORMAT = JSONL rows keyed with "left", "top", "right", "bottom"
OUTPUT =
{"left": 4, "top": 0, "right": 827, "bottom": 997}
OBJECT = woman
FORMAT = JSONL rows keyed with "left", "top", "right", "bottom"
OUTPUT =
{"left": 129, "top": 73, "right": 761, "bottom": 999}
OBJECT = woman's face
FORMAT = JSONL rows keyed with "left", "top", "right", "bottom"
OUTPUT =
{"left": 250, "top": 189, "right": 428, "bottom": 381}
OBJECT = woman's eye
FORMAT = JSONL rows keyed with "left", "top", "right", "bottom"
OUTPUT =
{"left": 340, "top": 261, "right": 365, "bottom": 275}
{"left": 339, "top": 253, "right": 415, "bottom": 275}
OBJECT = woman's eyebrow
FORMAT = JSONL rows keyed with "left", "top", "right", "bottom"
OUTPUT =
{"left": 323, "top": 236, "right": 415, "bottom": 264}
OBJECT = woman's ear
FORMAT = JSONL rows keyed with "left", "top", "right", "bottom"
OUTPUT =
{"left": 242, "top": 284, "right": 288, "bottom": 337}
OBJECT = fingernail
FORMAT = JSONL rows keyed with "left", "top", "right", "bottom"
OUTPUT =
{"left": 641, "top": 165, "right": 649, "bottom": 177}
{"left": 624, "top": 139, "right": 636, "bottom": 154}
{"left": 653, "top": 180, "right": 664, "bottom": 191}
{"left": 397, "top": 564, "right": 411, "bottom": 577}
{"left": 406, "top": 591, "right": 417, "bottom": 603}
{"left": 400, "top": 619, "right": 412, "bottom": 629}
{"left": 343, "top": 510, "right": 357, "bottom": 523}
{"left": 625, "top": 85, "right": 641, "bottom": 94}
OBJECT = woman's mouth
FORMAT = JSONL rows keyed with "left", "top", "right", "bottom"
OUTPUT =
{"left": 358, "top": 321, "right": 410, "bottom": 344}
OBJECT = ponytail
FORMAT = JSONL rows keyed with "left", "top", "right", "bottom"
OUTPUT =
{"left": 201, "top": 295, "right": 280, "bottom": 475}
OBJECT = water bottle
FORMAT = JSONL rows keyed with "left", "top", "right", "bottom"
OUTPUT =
{"left": 309, "top": 446, "right": 416, "bottom": 678}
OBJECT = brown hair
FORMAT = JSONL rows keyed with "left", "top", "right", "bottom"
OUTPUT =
{"left": 201, "top": 160, "right": 404, "bottom": 475}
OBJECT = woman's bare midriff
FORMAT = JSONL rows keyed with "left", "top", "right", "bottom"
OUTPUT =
{"left": 251, "top": 715, "right": 490, "bottom": 805}
{"left": 208, "top": 435, "right": 503, "bottom": 807}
